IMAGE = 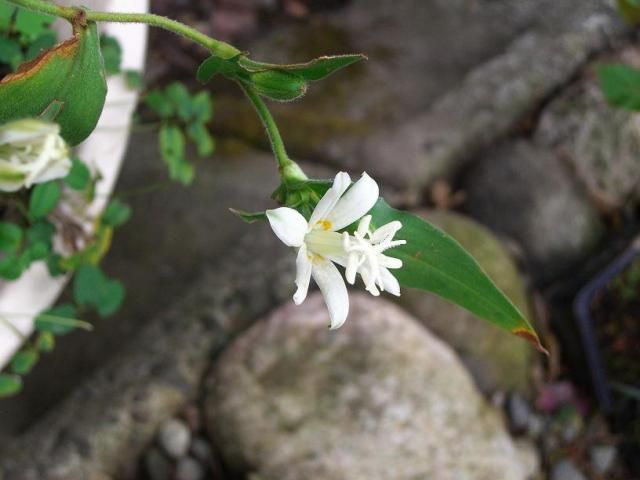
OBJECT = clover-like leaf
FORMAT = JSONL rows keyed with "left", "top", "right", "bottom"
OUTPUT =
{"left": 0, "top": 21, "right": 107, "bottom": 145}
{"left": 73, "top": 264, "right": 125, "bottom": 318}
{"left": 368, "top": 199, "right": 546, "bottom": 353}
{"left": 29, "top": 181, "right": 61, "bottom": 220}
{"left": 0, "top": 222, "right": 23, "bottom": 254}
{"left": 0, "top": 373, "right": 22, "bottom": 398}
{"left": 11, "top": 350, "right": 39, "bottom": 375}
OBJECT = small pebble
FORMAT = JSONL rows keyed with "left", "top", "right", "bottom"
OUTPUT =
{"left": 507, "top": 393, "right": 531, "bottom": 432}
{"left": 526, "top": 413, "right": 545, "bottom": 438}
{"left": 144, "top": 447, "right": 173, "bottom": 480}
{"left": 550, "top": 459, "right": 587, "bottom": 480}
{"left": 175, "top": 456, "right": 205, "bottom": 480}
{"left": 158, "top": 418, "right": 191, "bottom": 459}
{"left": 190, "top": 436, "right": 214, "bottom": 464}
{"left": 590, "top": 444, "right": 617, "bottom": 474}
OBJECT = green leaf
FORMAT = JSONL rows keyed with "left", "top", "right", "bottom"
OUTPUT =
{"left": 597, "top": 64, "right": 640, "bottom": 111}
{"left": 159, "top": 124, "right": 193, "bottom": 185}
{"left": 0, "top": 373, "right": 22, "bottom": 398}
{"left": 26, "top": 220, "right": 55, "bottom": 249}
{"left": 29, "top": 181, "right": 61, "bottom": 220}
{"left": 191, "top": 91, "right": 213, "bottom": 123}
{"left": 166, "top": 82, "right": 193, "bottom": 122}
{"left": 64, "top": 157, "right": 91, "bottom": 190}
{"left": 14, "top": 7, "right": 54, "bottom": 40}
{"left": 242, "top": 54, "right": 366, "bottom": 82}
{"left": 35, "top": 303, "right": 92, "bottom": 335}
{"left": 125, "top": 69, "right": 143, "bottom": 90}
{"left": 73, "top": 264, "right": 125, "bottom": 317}
{"left": 36, "top": 331, "right": 55, "bottom": 352}
{"left": 368, "top": 199, "right": 546, "bottom": 353}
{"left": 196, "top": 55, "right": 245, "bottom": 83}
{"left": 0, "top": 2, "right": 15, "bottom": 30}
{"left": 0, "top": 222, "right": 23, "bottom": 254}
{"left": 229, "top": 208, "right": 266, "bottom": 224}
{"left": 145, "top": 90, "right": 174, "bottom": 118}
{"left": 11, "top": 350, "right": 38, "bottom": 375}
{"left": 99, "top": 34, "right": 122, "bottom": 75}
{"left": 0, "top": 36, "right": 22, "bottom": 67}
{"left": 0, "top": 21, "right": 108, "bottom": 146}
{"left": 186, "top": 122, "right": 215, "bottom": 156}
{"left": 24, "top": 31, "right": 57, "bottom": 61}
{"left": 0, "top": 254, "right": 25, "bottom": 279}
{"left": 102, "top": 199, "right": 131, "bottom": 228}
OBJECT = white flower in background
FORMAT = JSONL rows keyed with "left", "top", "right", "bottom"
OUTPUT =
{"left": 0, "top": 119, "right": 71, "bottom": 192}
{"left": 266, "top": 171, "right": 405, "bottom": 329}
{"left": 343, "top": 214, "right": 406, "bottom": 297}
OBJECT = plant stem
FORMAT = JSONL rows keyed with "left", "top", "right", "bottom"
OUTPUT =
{"left": 4, "top": 0, "right": 73, "bottom": 19}
{"left": 239, "top": 83, "right": 307, "bottom": 182}
{"left": 5, "top": 0, "right": 240, "bottom": 58}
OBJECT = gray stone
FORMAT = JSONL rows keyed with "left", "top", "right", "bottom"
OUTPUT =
{"left": 550, "top": 460, "right": 587, "bottom": 480}
{"left": 205, "top": 293, "right": 532, "bottom": 480}
{"left": 215, "top": 0, "right": 627, "bottom": 194}
{"left": 190, "top": 437, "right": 214, "bottom": 465}
{"left": 589, "top": 444, "right": 617, "bottom": 474}
{"left": 396, "top": 210, "right": 534, "bottom": 395}
{"left": 536, "top": 64, "right": 640, "bottom": 209}
{"left": 464, "top": 141, "right": 604, "bottom": 281}
{"left": 508, "top": 393, "right": 532, "bottom": 433}
{"left": 175, "top": 457, "right": 205, "bottom": 480}
{"left": 513, "top": 439, "right": 542, "bottom": 480}
{"left": 144, "top": 447, "right": 173, "bottom": 480}
{"left": 158, "top": 419, "right": 191, "bottom": 459}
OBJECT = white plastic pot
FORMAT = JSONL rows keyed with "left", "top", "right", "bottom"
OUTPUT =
{"left": 0, "top": 0, "right": 149, "bottom": 369}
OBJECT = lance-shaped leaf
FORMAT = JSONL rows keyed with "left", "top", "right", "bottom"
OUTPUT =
{"left": 369, "top": 199, "right": 547, "bottom": 354}
{"left": 239, "top": 54, "right": 366, "bottom": 81}
{"left": 229, "top": 208, "right": 267, "bottom": 224}
{"left": 0, "top": 20, "right": 107, "bottom": 146}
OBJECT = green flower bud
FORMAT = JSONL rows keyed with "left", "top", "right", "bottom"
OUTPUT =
{"left": 249, "top": 70, "right": 307, "bottom": 102}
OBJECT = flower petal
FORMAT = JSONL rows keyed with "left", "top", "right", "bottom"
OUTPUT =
{"left": 380, "top": 254, "right": 403, "bottom": 270}
{"left": 266, "top": 207, "right": 308, "bottom": 247}
{"left": 293, "top": 245, "right": 312, "bottom": 305}
{"left": 325, "top": 172, "right": 379, "bottom": 231}
{"left": 371, "top": 220, "right": 402, "bottom": 244}
{"left": 309, "top": 171, "right": 351, "bottom": 227}
{"left": 311, "top": 258, "right": 349, "bottom": 329}
{"left": 380, "top": 267, "right": 401, "bottom": 296}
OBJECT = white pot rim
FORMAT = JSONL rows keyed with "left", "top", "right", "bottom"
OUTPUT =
{"left": 0, "top": 0, "right": 150, "bottom": 370}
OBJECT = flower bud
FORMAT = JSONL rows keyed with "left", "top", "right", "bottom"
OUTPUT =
{"left": 249, "top": 70, "right": 307, "bottom": 102}
{"left": 0, "top": 119, "right": 71, "bottom": 192}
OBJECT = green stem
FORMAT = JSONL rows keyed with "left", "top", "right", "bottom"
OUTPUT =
{"left": 4, "top": 0, "right": 73, "bottom": 18}
{"left": 239, "top": 83, "right": 307, "bottom": 182}
{"left": 6, "top": 0, "right": 240, "bottom": 58}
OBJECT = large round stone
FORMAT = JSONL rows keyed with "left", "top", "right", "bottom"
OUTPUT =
{"left": 205, "top": 293, "right": 531, "bottom": 480}
{"left": 397, "top": 209, "right": 535, "bottom": 396}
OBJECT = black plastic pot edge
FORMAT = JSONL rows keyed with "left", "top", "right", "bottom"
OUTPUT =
{"left": 573, "top": 235, "right": 640, "bottom": 412}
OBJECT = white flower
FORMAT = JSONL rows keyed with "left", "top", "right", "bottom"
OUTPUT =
{"left": 0, "top": 119, "right": 71, "bottom": 192}
{"left": 343, "top": 214, "right": 406, "bottom": 296}
{"left": 267, "top": 171, "right": 405, "bottom": 329}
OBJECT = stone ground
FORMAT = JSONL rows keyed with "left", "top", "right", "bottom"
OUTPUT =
{"left": 1, "top": 0, "right": 639, "bottom": 479}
